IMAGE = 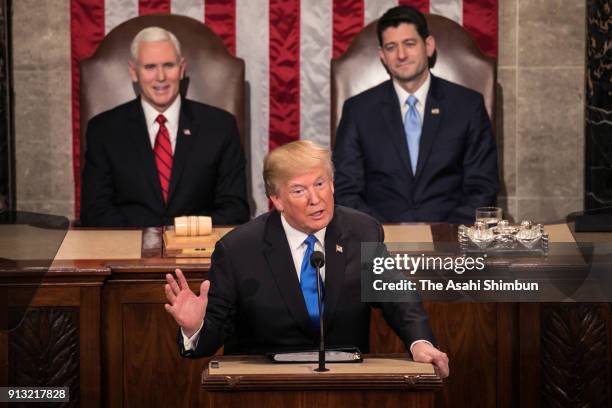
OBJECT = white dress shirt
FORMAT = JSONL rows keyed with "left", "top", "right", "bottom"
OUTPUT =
{"left": 393, "top": 71, "right": 431, "bottom": 125}
{"left": 280, "top": 214, "right": 326, "bottom": 282}
{"left": 141, "top": 96, "right": 181, "bottom": 153}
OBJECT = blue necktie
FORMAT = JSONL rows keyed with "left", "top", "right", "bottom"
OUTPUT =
{"left": 300, "top": 235, "right": 323, "bottom": 329}
{"left": 404, "top": 95, "right": 421, "bottom": 175}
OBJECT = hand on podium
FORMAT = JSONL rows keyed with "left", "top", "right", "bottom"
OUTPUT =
{"left": 164, "top": 268, "right": 209, "bottom": 338}
{"left": 412, "top": 341, "right": 450, "bottom": 379}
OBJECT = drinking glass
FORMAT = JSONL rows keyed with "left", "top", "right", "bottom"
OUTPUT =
{"left": 475, "top": 207, "right": 502, "bottom": 227}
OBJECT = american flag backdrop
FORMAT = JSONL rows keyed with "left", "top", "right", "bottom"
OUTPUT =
{"left": 71, "top": 0, "right": 498, "bottom": 217}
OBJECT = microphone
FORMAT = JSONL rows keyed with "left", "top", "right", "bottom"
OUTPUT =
{"left": 310, "top": 251, "right": 325, "bottom": 268}
{"left": 310, "top": 251, "right": 328, "bottom": 372}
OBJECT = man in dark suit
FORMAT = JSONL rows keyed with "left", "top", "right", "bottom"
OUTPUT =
{"left": 333, "top": 5, "right": 498, "bottom": 225}
{"left": 164, "top": 140, "right": 449, "bottom": 377}
{"left": 81, "top": 27, "right": 249, "bottom": 227}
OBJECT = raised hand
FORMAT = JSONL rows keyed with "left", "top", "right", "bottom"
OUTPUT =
{"left": 164, "top": 268, "right": 210, "bottom": 338}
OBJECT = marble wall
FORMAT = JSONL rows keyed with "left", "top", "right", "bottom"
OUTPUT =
{"left": 0, "top": 0, "right": 12, "bottom": 210}
{"left": 13, "top": 0, "right": 73, "bottom": 218}
{"left": 497, "top": 0, "right": 585, "bottom": 223}
{"left": 12, "top": 0, "right": 586, "bottom": 223}
{"left": 585, "top": 0, "right": 612, "bottom": 210}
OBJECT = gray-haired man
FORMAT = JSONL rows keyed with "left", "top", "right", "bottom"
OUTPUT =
{"left": 81, "top": 27, "right": 249, "bottom": 227}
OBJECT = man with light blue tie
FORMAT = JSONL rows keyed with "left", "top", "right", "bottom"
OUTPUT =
{"left": 163, "top": 140, "right": 449, "bottom": 378}
{"left": 405, "top": 95, "right": 422, "bottom": 175}
{"left": 333, "top": 5, "right": 499, "bottom": 224}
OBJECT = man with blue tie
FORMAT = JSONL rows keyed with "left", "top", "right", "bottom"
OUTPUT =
{"left": 163, "top": 140, "right": 449, "bottom": 378}
{"left": 333, "top": 5, "right": 499, "bottom": 224}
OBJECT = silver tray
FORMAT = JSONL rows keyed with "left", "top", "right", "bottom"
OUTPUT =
{"left": 458, "top": 220, "right": 549, "bottom": 254}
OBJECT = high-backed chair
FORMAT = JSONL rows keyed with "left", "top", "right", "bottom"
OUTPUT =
{"left": 331, "top": 14, "right": 496, "bottom": 147}
{"left": 79, "top": 14, "right": 245, "bottom": 171}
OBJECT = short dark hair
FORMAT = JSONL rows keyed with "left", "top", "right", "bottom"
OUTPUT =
{"left": 376, "top": 5, "right": 430, "bottom": 46}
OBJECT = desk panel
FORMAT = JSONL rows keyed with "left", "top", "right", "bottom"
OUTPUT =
{"left": 1, "top": 224, "right": 609, "bottom": 407}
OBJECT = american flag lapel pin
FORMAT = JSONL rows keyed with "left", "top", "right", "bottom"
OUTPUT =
{"left": 336, "top": 244, "right": 343, "bottom": 253}
{"left": 431, "top": 108, "right": 440, "bottom": 115}
{"left": 183, "top": 128, "right": 191, "bottom": 135}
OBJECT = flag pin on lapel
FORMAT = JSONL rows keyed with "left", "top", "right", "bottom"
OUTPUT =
{"left": 336, "top": 244, "right": 343, "bottom": 253}
{"left": 431, "top": 108, "right": 440, "bottom": 115}
{"left": 183, "top": 129, "right": 191, "bottom": 135}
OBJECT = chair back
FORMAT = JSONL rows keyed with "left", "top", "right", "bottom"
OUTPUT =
{"left": 331, "top": 14, "right": 496, "bottom": 146}
{"left": 79, "top": 14, "right": 246, "bottom": 169}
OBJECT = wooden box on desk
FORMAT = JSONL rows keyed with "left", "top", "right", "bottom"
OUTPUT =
{"left": 163, "top": 228, "right": 220, "bottom": 258}
{"left": 200, "top": 354, "right": 442, "bottom": 408}
{"left": 163, "top": 226, "right": 235, "bottom": 258}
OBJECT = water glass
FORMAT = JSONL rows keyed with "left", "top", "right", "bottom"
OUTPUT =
{"left": 475, "top": 207, "right": 502, "bottom": 227}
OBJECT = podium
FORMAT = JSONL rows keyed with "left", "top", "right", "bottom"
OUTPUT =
{"left": 200, "top": 355, "right": 442, "bottom": 408}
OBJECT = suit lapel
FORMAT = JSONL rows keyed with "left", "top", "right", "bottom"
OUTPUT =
{"left": 263, "top": 212, "right": 316, "bottom": 338}
{"left": 415, "top": 75, "right": 444, "bottom": 181}
{"left": 322, "top": 210, "right": 346, "bottom": 333}
{"left": 127, "top": 99, "right": 164, "bottom": 204}
{"left": 167, "top": 100, "right": 197, "bottom": 203}
{"left": 380, "top": 81, "right": 414, "bottom": 177}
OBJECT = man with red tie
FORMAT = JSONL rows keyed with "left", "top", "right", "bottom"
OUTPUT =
{"left": 81, "top": 27, "right": 249, "bottom": 227}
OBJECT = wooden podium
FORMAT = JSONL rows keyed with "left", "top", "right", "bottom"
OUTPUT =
{"left": 200, "top": 355, "right": 442, "bottom": 407}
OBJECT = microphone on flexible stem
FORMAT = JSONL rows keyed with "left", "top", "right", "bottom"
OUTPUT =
{"left": 310, "top": 251, "right": 329, "bottom": 372}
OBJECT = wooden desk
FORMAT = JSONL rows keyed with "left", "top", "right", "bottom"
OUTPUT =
{"left": 1, "top": 223, "right": 610, "bottom": 407}
{"left": 0, "top": 259, "right": 108, "bottom": 406}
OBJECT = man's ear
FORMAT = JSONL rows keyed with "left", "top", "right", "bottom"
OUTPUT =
{"left": 378, "top": 47, "right": 388, "bottom": 67}
{"left": 269, "top": 194, "right": 283, "bottom": 212}
{"left": 128, "top": 61, "right": 138, "bottom": 82}
{"left": 179, "top": 58, "right": 186, "bottom": 80}
{"left": 425, "top": 35, "right": 436, "bottom": 58}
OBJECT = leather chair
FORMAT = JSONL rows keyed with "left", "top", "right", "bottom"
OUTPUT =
{"left": 331, "top": 14, "right": 496, "bottom": 147}
{"left": 79, "top": 14, "right": 245, "bottom": 171}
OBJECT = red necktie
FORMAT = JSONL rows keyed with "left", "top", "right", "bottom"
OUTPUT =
{"left": 153, "top": 114, "right": 173, "bottom": 202}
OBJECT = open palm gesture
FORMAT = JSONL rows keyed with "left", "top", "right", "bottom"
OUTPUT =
{"left": 164, "top": 268, "right": 210, "bottom": 338}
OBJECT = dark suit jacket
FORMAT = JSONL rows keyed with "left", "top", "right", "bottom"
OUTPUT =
{"left": 81, "top": 98, "right": 249, "bottom": 227}
{"left": 180, "top": 205, "right": 435, "bottom": 358}
{"left": 333, "top": 76, "right": 499, "bottom": 225}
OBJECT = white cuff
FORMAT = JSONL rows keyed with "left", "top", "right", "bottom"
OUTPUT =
{"left": 181, "top": 320, "right": 204, "bottom": 351}
{"left": 409, "top": 339, "right": 434, "bottom": 356}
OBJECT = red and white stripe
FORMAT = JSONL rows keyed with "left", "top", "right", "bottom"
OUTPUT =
{"left": 236, "top": 0, "right": 269, "bottom": 212}
{"left": 71, "top": 0, "right": 497, "bottom": 217}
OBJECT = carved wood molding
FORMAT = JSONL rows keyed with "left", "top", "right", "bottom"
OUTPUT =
{"left": 9, "top": 307, "right": 80, "bottom": 407}
{"left": 541, "top": 304, "right": 608, "bottom": 407}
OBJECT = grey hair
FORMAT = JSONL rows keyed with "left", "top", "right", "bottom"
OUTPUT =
{"left": 130, "top": 27, "right": 182, "bottom": 61}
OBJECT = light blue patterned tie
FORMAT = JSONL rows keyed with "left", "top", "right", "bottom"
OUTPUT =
{"left": 300, "top": 235, "right": 323, "bottom": 329}
{"left": 404, "top": 95, "right": 421, "bottom": 175}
